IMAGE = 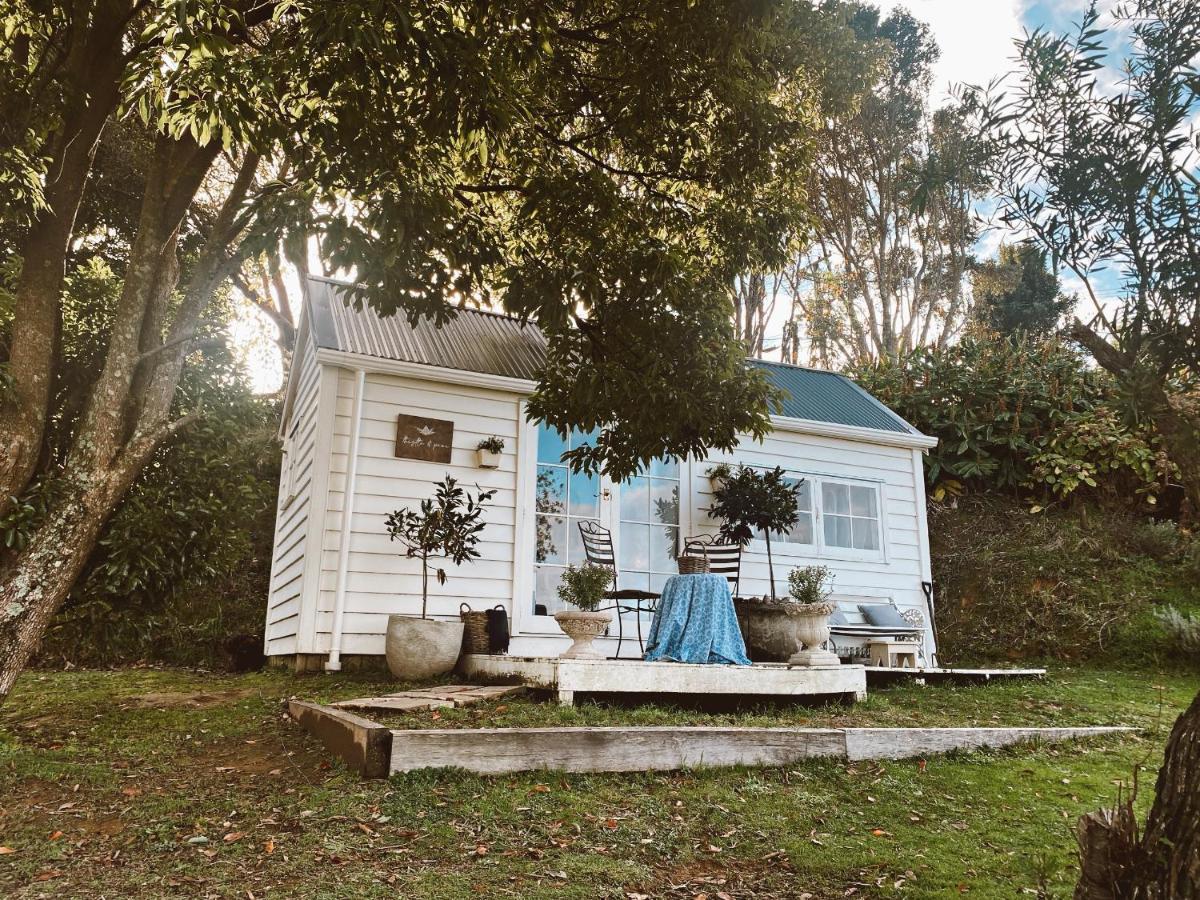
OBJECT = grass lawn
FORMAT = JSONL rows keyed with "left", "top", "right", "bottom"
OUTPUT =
{"left": 1, "top": 665, "right": 1196, "bottom": 899}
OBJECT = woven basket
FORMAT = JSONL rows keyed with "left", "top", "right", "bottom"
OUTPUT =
{"left": 678, "top": 539, "right": 711, "bottom": 575}
{"left": 459, "top": 603, "right": 494, "bottom": 654}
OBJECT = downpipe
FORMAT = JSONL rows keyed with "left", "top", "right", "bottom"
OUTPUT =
{"left": 326, "top": 367, "right": 365, "bottom": 672}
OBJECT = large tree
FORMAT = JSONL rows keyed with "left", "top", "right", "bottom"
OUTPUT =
{"left": 970, "top": 244, "right": 1074, "bottom": 337}
{"left": 777, "top": 7, "right": 985, "bottom": 368}
{"left": 0, "top": 1, "right": 866, "bottom": 702}
{"left": 969, "top": 0, "right": 1200, "bottom": 513}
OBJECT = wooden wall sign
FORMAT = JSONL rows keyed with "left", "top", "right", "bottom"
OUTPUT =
{"left": 395, "top": 414, "right": 454, "bottom": 463}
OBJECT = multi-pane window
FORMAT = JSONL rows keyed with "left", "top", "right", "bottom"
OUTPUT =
{"left": 617, "top": 458, "right": 680, "bottom": 594}
{"left": 748, "top": 472, "right": 882, "bottom": 555}
{"left": 533, "top": 424, "right": 600, "bottom": 614}
{"left": 821, "top": 481, "right": 880, "bottom": 551}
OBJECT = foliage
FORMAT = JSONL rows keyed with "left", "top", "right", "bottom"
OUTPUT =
{"left": 966, "top": 0, "right": 1200, "bottom": 510}
{"left": 476, "top": 436, "right": 505, "bottom": 453}
{"left": 853, "top": 334, "right": 1172, "bottom": 503}
{"left": 555, "top": 563, "right": 613, "bottom": 613}
{"left": 385, "top": 477, "right": 496, "bottom": 619}
{"left": 707, "top": 464, "right": 801, "bottom": 599}
{"left": 930, "top": 494, "right": 1200, "bottom": 664}
{"left": 970, "top": 244, "right": 1074, "bottom": 337}
{"left": 1154, "top": 605, "right": 1200, "bottom": 664}
{"left": 786, "top": 565, "right": 832, "bottom": 606}
{"left": 775, "top": 7, "right": 986, "bottom": 367}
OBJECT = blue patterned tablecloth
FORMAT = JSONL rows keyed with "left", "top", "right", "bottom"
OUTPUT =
{"left": 643, "top": 574, "right": 751, "bottom": 666}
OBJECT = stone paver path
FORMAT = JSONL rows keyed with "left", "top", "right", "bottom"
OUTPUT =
{"left": 330, "top": 684, "right": 525, "bottom": 713}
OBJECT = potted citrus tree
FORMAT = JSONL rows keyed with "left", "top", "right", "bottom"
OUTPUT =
{"left": 553, "top": 563, "right": 614, "bottom": 659}
{"left": 383, "top": 477, "right": 496, "bottom": 679}
{"left": 784, "top": 565, "right": 839, "bottom": 666}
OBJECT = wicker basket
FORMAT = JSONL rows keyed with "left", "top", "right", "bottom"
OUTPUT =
{"left": 678, "top": 539, "right": 711, "bottom": 575}
{"left": 459, "top": 603, "right": 499, "bottom": 654}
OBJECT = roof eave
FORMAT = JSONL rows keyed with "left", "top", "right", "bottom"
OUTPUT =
{"left": 313, "top": 347, "right": 538, "bottom": 395}
{"left": 769, "top": 413, "right": 938, "bottom": 450}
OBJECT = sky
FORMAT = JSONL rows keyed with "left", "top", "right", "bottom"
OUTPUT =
{"left": 229, "top": 0, "right": 1123, "bottom": 392}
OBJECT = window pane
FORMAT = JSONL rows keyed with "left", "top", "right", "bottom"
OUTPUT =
{"left": 650, "top": 479, "right": 679, "bottom": 525}
{"left": 537, "top": 423, "right": 567, "bottom": 464}
{"left": 568, "top": 427, "right": 601, "bottom": 451}
{"left": 568, "top": 469, "right": 599, "bottom": 517}
{"left": 850, "top": 485, "right": 877, "bottom": 518}
{"left": 536, "top": 515, "right": 566, "bottom": 564}
{"left": 786, "top": 513, "right": 814, "bottom": 544}
{"left": 534, "top": 565, "right": 564, "bottom": 614}
{"left": 650, "top": 524, "right": 678, "bottom": 572}
{"left": 569, "top": 519, "right": 601, "bottom": 566}
{"left": 824, "top": 514, "right": 852, "bottom": 548}
{"left": 620, "top": 476, "right": 649, "bottom": 523}
{"left": 622, "top": 570, "right": 650, "bottom": 592}
{"left": 649, "top": 572, "right": 672, "bottom": 593}
{"left": 536, "top": 465, "right": 566, "bottom": 514}
{"left": 650, "top": 457, "right": 679, "bottom": 478}
{"left": 852, "top": 517, "right": 879, "bottom": 551}
{"left": 796, "top": 480, "right": 813, "bottom": 512}
{"left": 620, "top": 522, "right": 650, "bottom": 571}
{"left": 823, "top": 482, "right": 850, "bottom": 515}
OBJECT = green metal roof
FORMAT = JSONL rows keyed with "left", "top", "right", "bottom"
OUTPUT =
{"left": 750, "top": 360, "right": 917, "bottom": 435}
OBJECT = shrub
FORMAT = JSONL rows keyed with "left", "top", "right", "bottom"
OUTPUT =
{"left": 1154, "top": 606, "right": 1200, "bottom": 663}
{"left": 556, "top": 563, "right": 614, "bottom": 612}
{"left": 852, "top": 335, "right": 1171, "bottom": 503}
{"left": 787, "top": 565, "right": 832, "bottom": 605}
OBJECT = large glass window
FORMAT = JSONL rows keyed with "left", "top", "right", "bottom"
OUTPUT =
{"left": 756, "top": 477, "right": 814, "bottom": 545}
{"left": 533, "top": 424, "right": 600, "bottom": 614}
{"left": 822, "top": 481, "right": 880, "bottom": 551}
{"left": 617, "top": 458, "right": 680, "bottom": 594}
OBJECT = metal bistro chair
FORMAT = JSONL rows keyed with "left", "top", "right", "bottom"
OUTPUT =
{"left": 577, "top": 521, "right": 661, "bottom": 658}
{"left": 683, "top": 534, "right": 743, "bottom": 599}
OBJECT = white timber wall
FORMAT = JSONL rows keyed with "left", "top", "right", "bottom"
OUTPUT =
{"left": 264, "top": 327, "right": 322, "bottom": 655}
{"left": 314, "top": 369, "right": 524, "bottom": 656}
{"left": 692, "top": 428, "right": 933, "bottom": 645}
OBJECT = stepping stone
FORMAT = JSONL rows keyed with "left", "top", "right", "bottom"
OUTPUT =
{"left": 330, "top": 684, "right": 525, "bottom": 714}
{"left": 331, "top": 696, "right": 454, "bottom": 712}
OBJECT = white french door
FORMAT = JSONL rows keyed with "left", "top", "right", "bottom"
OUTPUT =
{"left": 525, "top": 422, "right": 683, "bottom": 633}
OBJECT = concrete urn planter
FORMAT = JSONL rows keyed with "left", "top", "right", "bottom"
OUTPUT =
{"left": 385, "top": 615, "right": 464, "bottom": 680}
{"left": 553, "top": 610, "right": 613, "bottom": 659}
{"left": 786, "top": 602, "right": 840, "bottom": 667}
{"left": 735, "top": 600, "right": 839, "bottom": 665}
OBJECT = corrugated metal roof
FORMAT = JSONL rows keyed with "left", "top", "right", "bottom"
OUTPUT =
{"left": 750, "top": 360, "right": 915, "bottom": 434}
{"left": 306, "top": 275, "right": 917, "bottom": 435}
{"left": 306, "top": 276, "right": 547, "bottom": 381}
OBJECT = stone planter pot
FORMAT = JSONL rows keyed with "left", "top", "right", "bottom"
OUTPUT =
{"left": 735, "top": 600, "right": 840, "bottom": 666}
{"left": 786, "top": 602, "right": 840, "bottom": 667}
{"left": 385, "top": 615, "right": 464, "bottom": 680}
{"left": 553, "top": 610, "right": 613, "bottom": 659}
{"left": 477, "top": 448, "right": 501, "bottom": 468}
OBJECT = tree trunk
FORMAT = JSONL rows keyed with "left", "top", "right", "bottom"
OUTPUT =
{"left": 0, "top": 469, "right": 130, "bottom": 699}
{"left": 1137, "top": 688, "right": 1200, "bottom": 897}
{"left": 1075, "top": 689, "right": 1200, "bottom": 898}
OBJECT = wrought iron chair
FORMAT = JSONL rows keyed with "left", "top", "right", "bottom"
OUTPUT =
{"left": 682, "top": 534, "right": 743, "bottom": 599}
{"left": 577, "top": 520, "right": 661, "bottom": 658}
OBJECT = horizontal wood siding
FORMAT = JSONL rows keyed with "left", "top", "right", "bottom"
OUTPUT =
{"left": 692, "top": 431, "right": 931, "bottom": 630}
{"left": 265, "top": 330, "right": 321, "bottom": 655}
{"left": 315, "top": 370, "right": 523, "bottom": 654}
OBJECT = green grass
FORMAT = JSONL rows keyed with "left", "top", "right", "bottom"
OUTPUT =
{"left": 1, "top": 665, "right": 1196, "bottom": 899}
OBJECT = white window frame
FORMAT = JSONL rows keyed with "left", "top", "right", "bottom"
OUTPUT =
{"left": 746, "top": 469, "right": 888, "bottom": 564}
{"left": 279, "top": 418, "right": 301, "bottom": 510}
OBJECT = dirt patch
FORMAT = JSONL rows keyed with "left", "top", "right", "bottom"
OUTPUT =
{"left": 120, "top": 689, "right": 256, "bottom": 709}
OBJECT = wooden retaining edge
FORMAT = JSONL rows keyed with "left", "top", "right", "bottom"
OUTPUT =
{"left": 387, "top": 725, "right": 1135, "bottom": 775}
{"left": 287, "top": 700, "right": 392, "bottom": 778}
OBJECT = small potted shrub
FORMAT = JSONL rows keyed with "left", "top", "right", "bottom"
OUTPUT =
{"left": 553, "top": 563, "right": 614, "bottom": 659}
{"left": 383, "top": 477, "right": 496, "bottom": 679}
{"left": 477, "top": 436, "right": 504, "bottom": 468}
{"left": 784, "top": 565, "right": 839, "bottom": 666}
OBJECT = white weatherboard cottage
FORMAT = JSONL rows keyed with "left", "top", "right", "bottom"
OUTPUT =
{"left": 265, "top": 276, "right": 939, "bottom": 672}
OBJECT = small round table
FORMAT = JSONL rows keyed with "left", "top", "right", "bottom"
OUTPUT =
{"left": 643, "top": 573, "right": 751, "bottom": 665}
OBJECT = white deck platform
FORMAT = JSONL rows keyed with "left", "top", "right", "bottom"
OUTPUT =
{"left": 864, "top": 666, "right": 1047, "bottom": 683}
{"left": 459, "top": 654, "right": 867, "bottom": 706}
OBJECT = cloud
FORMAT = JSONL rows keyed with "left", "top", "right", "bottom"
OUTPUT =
{"left": 874, "top": 0, "right": 1029, "bottom": 99}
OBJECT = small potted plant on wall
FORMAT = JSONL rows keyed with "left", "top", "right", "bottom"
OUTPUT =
{"left": 553, "top": 563, "right": 614, "bottom": 659}
{"left": 383, "top": 476, "right": 496, "bottom": 679}
{"left": 476, "top": 436, "right": 504, "bottom": 468}
{"left": 784, "top": 565, "right": 839, "bottom": 666}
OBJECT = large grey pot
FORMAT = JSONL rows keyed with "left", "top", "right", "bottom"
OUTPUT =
{"left": 385, "top": 615, "right": 464, "bottom": 680}
{"left": 734, "top": 601, "right": 806, "bottom": 662}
